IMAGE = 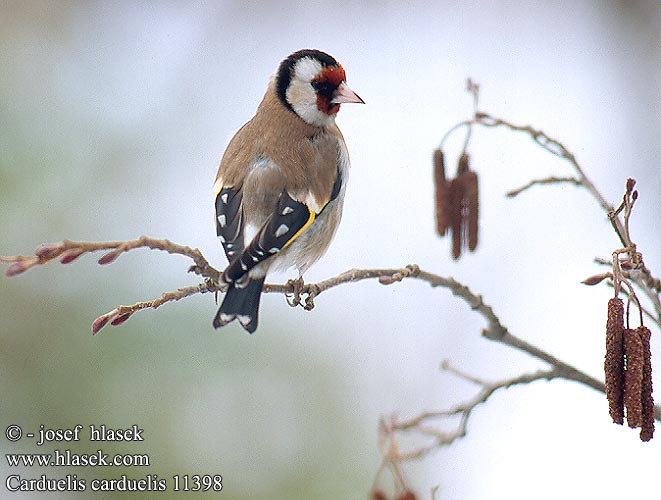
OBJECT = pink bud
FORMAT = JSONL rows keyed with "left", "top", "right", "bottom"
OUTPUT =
{"left": 34, "top": 242, "right": 63, "bottom": 259}
{"left": 91, "top": 314, "right": 112, "bottom": 335}
{"left": 626, "top": 178, "right": 636, "bottom": 193}
{"left": 620, "top": 260, "right": 634, "bottom": 270}
{"left": 97, "top": 249, "right": 120, "bottom": 265}
{"left": 5, "top": 261, "right": 30, "bottom": 277}
{"left": 581, "top": 273, "right": 609, "bottom": 286}
{"left": 59, "top": 248, "right": 85, "bottom": 264}
{"left": 110, "top": 312, "right": 132, "bottom": 326}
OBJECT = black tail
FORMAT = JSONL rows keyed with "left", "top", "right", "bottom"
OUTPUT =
{"left": 213, "top": 277, "right": 266, "bottom": 333}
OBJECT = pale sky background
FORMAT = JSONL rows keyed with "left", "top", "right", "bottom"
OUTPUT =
{"left": 1, "top": 1, "right": 660, "bottom": 499}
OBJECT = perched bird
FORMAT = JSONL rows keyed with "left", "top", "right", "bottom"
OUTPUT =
{"left": 212, "top": 49, "right": 364, "bottom": 333}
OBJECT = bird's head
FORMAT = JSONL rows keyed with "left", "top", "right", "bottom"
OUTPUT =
{"left": 275, "top": 49, "right": 364, "bottom": 127}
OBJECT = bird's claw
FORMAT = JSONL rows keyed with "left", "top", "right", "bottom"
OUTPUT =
{"left": 285, "top": 277, "right": 305, "bottom": 307}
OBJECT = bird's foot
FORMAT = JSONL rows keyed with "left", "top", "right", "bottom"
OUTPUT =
{"left": 285, "top": 276, "right": 305, "bottom": 307}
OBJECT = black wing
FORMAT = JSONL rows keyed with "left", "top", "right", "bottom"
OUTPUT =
{"left": 222, "top": 190, "right": 314, "bottom": 283}
{"left": 215, "top": 186, "right": 245, "bottom": 262}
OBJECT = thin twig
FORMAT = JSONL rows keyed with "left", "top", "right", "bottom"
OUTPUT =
{"left": 506, "top": 176, "right": 583, "bottom": 197}
{"left": 386, "top": 365, "right": 559, "bottom": 460}
{"left": 445, "top": 112, "right": 630, "bottom": 243}
{"left": 0, "top": 236, "right": 221, "bottom": 283}
{"left": 443, "top": 112, "right": 660, "bottom": 326}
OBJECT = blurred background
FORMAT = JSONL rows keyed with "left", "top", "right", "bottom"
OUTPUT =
{"left": 1, "top": 1, "right": 660, "bottom": 498}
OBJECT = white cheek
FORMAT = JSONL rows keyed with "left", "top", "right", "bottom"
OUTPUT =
{"left": 287, "top": 81, "right": 334, "bottom": 127}
{"left": 286, "top": 79, "right": 317, "bottom": 113}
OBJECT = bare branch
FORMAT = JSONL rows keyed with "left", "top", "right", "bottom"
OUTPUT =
{"left": 448, "top": 112, "right": 660, "bottom": 326}
{"left": 385, "top": 364, "right": 558, "bottom": 460}
{"left": 2, "top": 247, "right": 643, "bottom": 417}
{"left": 506, "top": 176, "right": 583, "bottom": 197}
{"left": 91, "top": 280, "right": 217, "bottom": 335}
{"left": 0, "top": 236, "right": 221, "bottom": 283}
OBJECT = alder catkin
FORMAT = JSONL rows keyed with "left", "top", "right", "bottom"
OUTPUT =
{"left": 605, "top": 297, "right": 625, "bottom": 424}
{"left": 464, "top": 170, "right": 479, "bottom": 251}
{"left": 395, "top": 490, "right": 417, "bottom": 500}
{"left": 637, "top": 325, "right": 654, "bottom": 441}
{"left": 433, "top": 149, "right": 449, "bottom": 236}
{"left": 448, "top": 177, "right": 464, "bottom": 260}
{"left": 370, "top": 489, "right": 387, "bottom": 500}
{"left": 457, "top": 152, "right": 470, "bottom": 175}
{"left": 623, "top": 328, "right": 644, "bottom": 429}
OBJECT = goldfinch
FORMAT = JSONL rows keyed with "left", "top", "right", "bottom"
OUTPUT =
{"left": 212, "top": 49, "right": 364, "bottom": 333}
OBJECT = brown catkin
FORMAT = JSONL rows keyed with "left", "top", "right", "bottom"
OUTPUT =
{"left": 623, "top": 328, "right": 644, "bottom": 428}
{"left": 638, "top": 325, "right": 655, "bottom": 441}
{"left": 457, "top": 152, "right": 470, "bottom": 175}
{"left": 395, "top": 491, "right": 417, "bottom": 500}
{"left": 605, "top": 298, "right": 625, "bottom": 424}
{"left": 433, "top": 149, "right": 449, "bottom": 236}
{"left": 463, "top": 170, "right": 479, "bottom": 251}
{"left": 448, "top": 177, "right": 464, "bottom": 260}
{"left": 370, "top": 489, "right": 388, "bottom": 500}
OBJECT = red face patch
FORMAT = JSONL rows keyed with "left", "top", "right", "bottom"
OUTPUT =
{"left": 313, "top": 64, "right": 346, "bottom": 115}
{"left": 318, "top": 64, "right": 346, "bottom": 87}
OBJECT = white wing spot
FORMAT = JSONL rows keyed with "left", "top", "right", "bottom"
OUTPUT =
{"left": 221, "top": 193, "right": 229, "bottom": 204}
{"left": 240, "top": 262, "right": 248, "bottom": 271}
{"left": 217, "top": 214, "right": 226, "bottom": 227}
{"left": 238, "top": 315, "right": 253, "bottom": 326}
{"left": 275, "top": 224, "right": 289, "bottom": 238}
{"left": 218, "top": 234, "right": 226, "bottom": 243}
{"left": 281, "top": 206, "right": 294, "bottom": 215}
{"left": 269, "top": 248, "right": 280, "bottom": 254}
{"left": 252, "top": 256, "right": 259, "bottom": 262}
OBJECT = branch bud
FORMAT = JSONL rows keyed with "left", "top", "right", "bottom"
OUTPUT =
{"left": 619, "top": 259, "right": 634, "bottom": 270}
{"left": 5, "top": 260, "right": 31, "bottom": 277}
{"left": 34, "top": 242, "right": 64, "bottom": 260}
{"left": 626, "top": 178, "right": 636, "bottom": 194}
{"left": 91, "top": 313, "right": 113, "bottom": 335}
{"left": 98, "top": 249, "right": 121, "bottom": 265}
{"left": 59, "top": 248, "right": 85, "bottom": 264}
{"left": 110, "top": 312, "right": 132, "bottom": 326}
{"left": 581, "top": 273, "right": 609, "bottom": 286}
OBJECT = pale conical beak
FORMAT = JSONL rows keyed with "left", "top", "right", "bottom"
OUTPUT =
{"left": 330, "top": 82, "right": 365, "bottom": 104}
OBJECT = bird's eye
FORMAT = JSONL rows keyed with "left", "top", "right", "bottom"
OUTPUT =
{"left": 311, "top": 80, "right": 333, "bottom": 95}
